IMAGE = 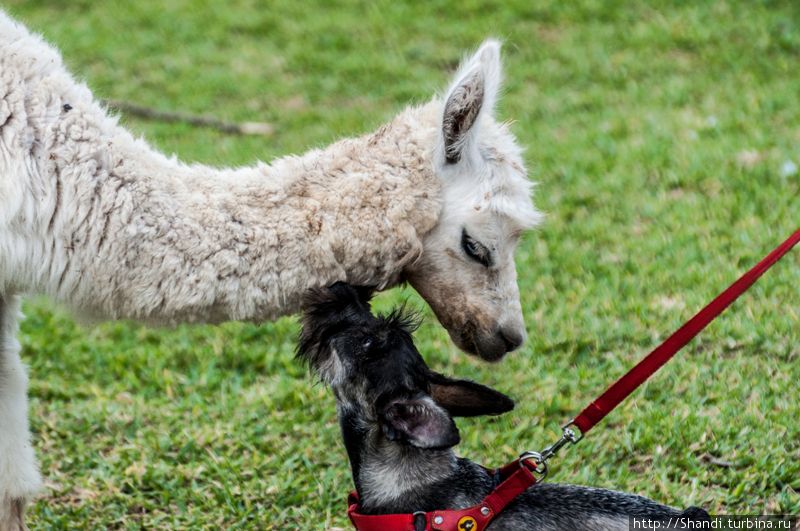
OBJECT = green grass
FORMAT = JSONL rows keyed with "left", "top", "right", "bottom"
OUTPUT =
{"left": 5, "top": 0, "right": 800, "bottom": 528}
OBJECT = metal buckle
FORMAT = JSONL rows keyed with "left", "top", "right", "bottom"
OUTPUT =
{"left": 412, "top": 511, "right": 426, "bottom": 530}
{"left": 518, "top": 450, "right": 548, "bottom": 480}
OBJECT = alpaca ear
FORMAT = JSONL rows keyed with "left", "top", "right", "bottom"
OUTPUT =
{"left": 429, "top": 372, "right": 514, "bottom": 417}
{"left": 442, "top": 39, "right": 502, "bottom": 164}
{"left": 381, "top": 396, "right": 460, "bottom": 449}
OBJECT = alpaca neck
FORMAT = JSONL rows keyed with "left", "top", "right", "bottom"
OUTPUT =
{"left": 34, "top": 102, "right": 443, "bottom": 323}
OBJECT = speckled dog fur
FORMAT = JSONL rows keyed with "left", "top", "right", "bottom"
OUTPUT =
{"left": 299, "top": 284, "right": 710, "bottom": 531}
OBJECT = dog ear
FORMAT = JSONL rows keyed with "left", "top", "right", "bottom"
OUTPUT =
{"left": 429, "top": 372, "right": 514, "bottom": 417}
{"left": 301, "top": 282, "right": 376, "bottom": 319}
{"left": 325, "top": 281, "right": 376, "bottom": 308}
{"left": 298, "top": 282, "right": 376, "bottom": 369}
{"left": 381, "top": 397, "right": 460, "bottom": 449}
{"left": 340, "top": 282, "right": 376, "bottom": 306}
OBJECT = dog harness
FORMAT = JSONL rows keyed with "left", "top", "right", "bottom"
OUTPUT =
{"left": 347, "top": 459, "right": 539, "bottom": 531}
{"left": 345, "top": 228, "right": 800, "bottom": 531}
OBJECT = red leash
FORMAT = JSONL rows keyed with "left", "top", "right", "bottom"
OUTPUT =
{"left": 572, "top": 228, "right": 800, "bottom": 435}
{"left": 347, "top": 228, "right": 800, "bottom": 531}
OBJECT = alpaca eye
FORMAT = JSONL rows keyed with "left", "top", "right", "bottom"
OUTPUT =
{"left": 461, "top": 230, "right": 493, "bottom": 267}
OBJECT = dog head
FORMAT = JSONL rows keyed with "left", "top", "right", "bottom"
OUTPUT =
{"left": 298, "top": 282, "right": 514, "bottom": 450}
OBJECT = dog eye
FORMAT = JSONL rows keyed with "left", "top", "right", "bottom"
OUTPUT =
{"left": 461, "top": 230, "right": 493, "bottom": 267}
{"left": 362, "top": 337, "right": 374, "bottom": 350}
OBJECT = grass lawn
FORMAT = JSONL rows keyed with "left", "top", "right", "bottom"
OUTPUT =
{"left": 5, "top": 0, "right": 799, "bottom": 528}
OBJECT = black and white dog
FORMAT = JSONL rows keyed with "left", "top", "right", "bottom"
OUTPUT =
{"left": 298, "top": 283, "right": 709, "bottom": 530}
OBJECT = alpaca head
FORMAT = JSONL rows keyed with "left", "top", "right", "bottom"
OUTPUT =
{"left": 406, "top": 40, "right": 542, "bottom": 362}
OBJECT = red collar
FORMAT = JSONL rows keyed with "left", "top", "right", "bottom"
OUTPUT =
{"left": 347, "top": 459, "right": 538, "bottom": 531}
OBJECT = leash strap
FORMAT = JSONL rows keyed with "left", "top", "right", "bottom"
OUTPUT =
{"left": 572, "top": 228, "right": 800, "bottom": 434}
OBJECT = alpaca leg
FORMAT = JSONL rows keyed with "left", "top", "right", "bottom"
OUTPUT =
{"left": 0, "top": 296, "right": 41, "bottom": 531}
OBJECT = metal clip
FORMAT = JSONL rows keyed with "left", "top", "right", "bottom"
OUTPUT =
{"left": 541, "top": 422, "right": 582, "bottom": 461}
{"left": 518, "top": 421, "right": 583, "bottom": 480}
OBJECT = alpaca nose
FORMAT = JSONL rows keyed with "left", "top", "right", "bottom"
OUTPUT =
{"left": 498, "top": 326, "right": 524, "bottom": 352}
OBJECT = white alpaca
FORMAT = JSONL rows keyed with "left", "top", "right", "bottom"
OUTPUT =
{"left": 0, "top": 11, "right": 540, "bottom": 528}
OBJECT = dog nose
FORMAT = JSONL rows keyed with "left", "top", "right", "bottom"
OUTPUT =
{"left": 498, "top": 327, "right": 524, "bottom": 352}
